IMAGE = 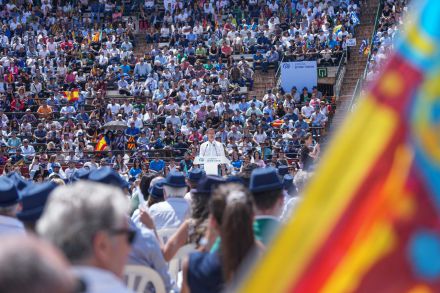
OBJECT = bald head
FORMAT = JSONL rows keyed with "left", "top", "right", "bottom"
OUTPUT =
{"left": 0, "top": 236, "right": 77, "bottom": 293}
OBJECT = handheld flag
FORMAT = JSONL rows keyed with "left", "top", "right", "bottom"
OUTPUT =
{"left": 350, "top": 12, "right": 360, "bottom": 26}
{"left": 333, "top": 24, "right": 343, "bottom": 35}
{"left": 95, "top": 136, "right": 108, "bottom": 152}
{"left": 92, "top": 31, "right": 101, "bottom": 43}
{"left": 239, "top": 1, "right": 440, "bottom": 292}
{"left": 64, "top": 89, "right": 79, "bottom": 102}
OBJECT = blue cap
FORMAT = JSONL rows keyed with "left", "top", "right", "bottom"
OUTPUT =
{"left": 16, "top": 181, "right": 58, "bottom": 222}
{"left": 148, "top": 179, "right": 166, "bottom": 200}
{"left": 163, "top": 171, "right": 187, "bottom": 188}
{"left": 283, "top": 174, "right": 294, "bottom": 191}
{"left": 226, "top": 176, "right": 245, "bottom": 185}
{"left": 278, "top": 165, "right": 289, "bottom": 176}
{"left": 7, "top": 172, "right": 29, "bottom": 191}
{"left": 0, "top": 176, "right": 19, "bottom": 207}
{"left": 70, "top": 168, "right": 91, "bottom": 183}
{"left": 88, "top": 167, "right": 130, "bottom": 189}
{"left": 188, "top": 168, "right": 205, "bottom": 182}
{"left": 250, "top": 167, "right": 283, "bottom": 193}
{"left": 194, "top": 176, "right": 226, "bottom": 195}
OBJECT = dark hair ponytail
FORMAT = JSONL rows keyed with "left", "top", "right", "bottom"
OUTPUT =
{"left": 210, "top": 184, "right": 255, "bottom": 282}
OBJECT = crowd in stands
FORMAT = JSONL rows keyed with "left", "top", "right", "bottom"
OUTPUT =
{"left": 0, "top": 0, "right": 372, "bottom": 292}
{"left": 365, "top": 0, "right": 408, "bottom": 82}
{"left": 0, "top": 0, "right": 362, "bottom": 182}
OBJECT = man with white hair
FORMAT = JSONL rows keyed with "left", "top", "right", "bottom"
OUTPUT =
{"left": 0, "top": 177, "right": 25, "bottom": 235}
{"left": 148, "top": 171, "right": 190, "bottom": 229}
{"left": 37, "top": 182, "right": 135, "bottom": 293}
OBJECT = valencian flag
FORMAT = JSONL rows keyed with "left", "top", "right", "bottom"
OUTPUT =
{"left": 64, "top": 89, "right": 79, "bottom": 102}
{"left": 95, "top": 136, "right": 108, "bottom": 152}
{"left": 239, "top": 1, "right": 440, "bottom": 293}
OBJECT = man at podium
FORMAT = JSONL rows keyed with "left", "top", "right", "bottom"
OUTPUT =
{"left": 196, "top": 128, "right": 228, "bottom": 175}
{"left": 199, "top": 128, "right": 225, "bottom": 157}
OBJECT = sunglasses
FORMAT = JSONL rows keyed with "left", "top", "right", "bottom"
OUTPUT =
{"left": 108, "top": 228, "right": 136, "bottom": 245}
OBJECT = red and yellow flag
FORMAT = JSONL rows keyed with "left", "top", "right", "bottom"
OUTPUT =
{"left": 239, "top": 1, "right": 440, "bottom": 292}
{"left": 92, "top": 31, "right": 101, "bottom": 43}
{"left": 64, "top": 89, "right": 79, "bottom": 102}
{"left": 95, "top": 136, "right": 107, "bottom": 152}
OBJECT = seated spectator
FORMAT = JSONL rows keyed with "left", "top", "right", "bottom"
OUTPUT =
{"left": 301, "top": 101, "right": 314, "bottom": 119}
{"left": 249, "top": 167, "right": 284, "bottom": 244}
{"left": 20, "top": 139, "right": 35, "bottom": 163}
{"left": 37, "top": 100, "right": 53, "bottom": 119}
{"left": 0, "top": 176, "right": 24, "bottom": 234}
{"left": 182, "top": 183, "right": 260, "bottom": 292}
{"left": 149, "top": 154, "right": 165, "bottom": 174}
{"left": 37, "top": 182, "right": 134, "bottom": 293}
{"left": 148, "top": 171, "right": 190, "bottom": 230}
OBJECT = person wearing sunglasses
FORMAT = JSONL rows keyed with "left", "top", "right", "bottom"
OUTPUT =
{"left": 37, "top": 181, "right": 135, "bottom": 293}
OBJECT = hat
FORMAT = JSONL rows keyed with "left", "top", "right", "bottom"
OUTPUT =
{"left": 188, "top": 168, "right": 205, "bottom": 182}
{"left": 148, "top": 179, "right": 166, "bottom": 200}
{"left": 0, "top": 177, "right": 19, "bottom": 207}
{"left": 53, "top": 162, "right": 61, "bottom": 168}
{"left": 283, "top": 174, "right": 294, "bottom": 191}
{"left": 16, "top": 181, "right": 58, "bottom": 222}
{"left": 163, "top": 171, "right": 187, "bottom": 188}
{"left": 70, "top": 168, "right": 91, "bottom": 183}
{"left": 250, "top": 167, "right": 283, "bottom": 193}
{"left": 194, "top": 175, "right": 225, "bottom": 195}
{"left": 7, "top": 172, "right": 29, "bottom": 191}
{"left": 88, "top": 167, "right": 129, "bottom": 189}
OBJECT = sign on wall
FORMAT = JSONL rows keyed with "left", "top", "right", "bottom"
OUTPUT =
{"left": 280, "top": 61, "right": 317, "bottom": 92}
{"left": 318, "top": 67, "right": 328, "bottom": 78}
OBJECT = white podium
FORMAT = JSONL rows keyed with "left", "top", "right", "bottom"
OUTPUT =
{"left": 194, "top": 156, "right": 230, "bottom": 175}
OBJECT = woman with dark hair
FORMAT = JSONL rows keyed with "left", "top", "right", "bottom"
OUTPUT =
{"left": 252, "top": 150, "right": 266, "bottom": 168}
{"left": 129, "top": 159, "right": 142, "bottom": 180}
{"left": 299, "top": 133, "right": 320, "bottom": 171}
{"left": 181, "top": 183, "right": 261, "bottom": 293}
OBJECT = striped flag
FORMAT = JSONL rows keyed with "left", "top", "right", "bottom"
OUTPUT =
{"left": 92, "top": 31, "right": 101, "bottom": 43}
{"left": 239, "top": 1, "right": 440, "bottom": 292}
{"left": 95, "top": 136, "right": 108, "bottom": 151}
{"left": 63, "top": 89, "right": 79, "bottom": 102}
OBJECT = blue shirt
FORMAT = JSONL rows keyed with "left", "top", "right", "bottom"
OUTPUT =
{"left": 76, "top": 112, "right": 90, "bottom": 123}
{"left": 238, "top": 102, "right": 249, "bottom": 112}
{"left": 149, "top": 159, "right": 165, "bottom": 172}
{"left": 294, "top": 120, "right": 309, "bottom": 131}
{"left": 232, "top": 160, "right": 242, "bottom": 169}
{"left": 127, "top": 219, "right": 174, "bottom": 292}
{"left": 125, "top": 127, "right": 140, "bottom": 136}
{"left": 129, "top": 167, "right": 142, "bottom": 178}
{"left": 187, "top": 252, "right": 223, "bottom": 293}
{"left": 120, "top": 64, "right": 131, "bottom": 74}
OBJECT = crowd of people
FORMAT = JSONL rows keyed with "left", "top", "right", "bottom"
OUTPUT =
{"left": 0, "top": 164, "right": 309, "bottom": 293}
{"left": 0, "top": 0, "right": 361, "bottom": 183}
{"left": 0, "top": 0, "right": 374, "bottom": 292}
{"left": 365, "top": 0, "right": 407, "bottom": 83}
